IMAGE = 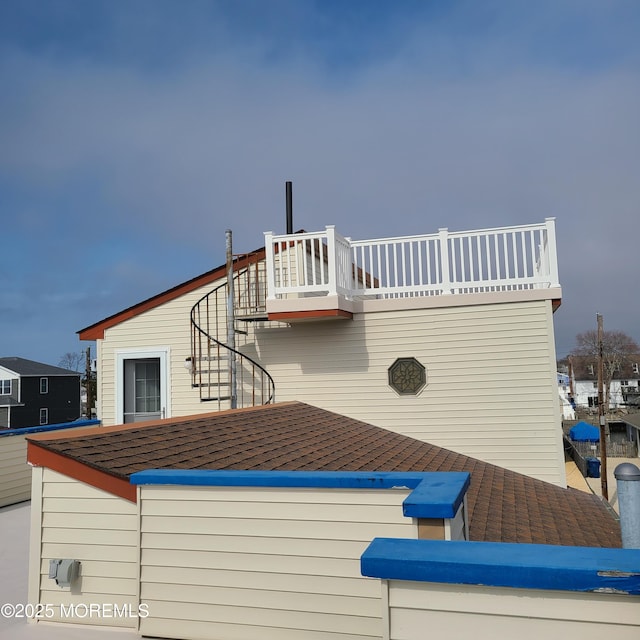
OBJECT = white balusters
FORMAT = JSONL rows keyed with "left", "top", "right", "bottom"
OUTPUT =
{"left": 265, "top": 220, "right": 559, "bottom": 300}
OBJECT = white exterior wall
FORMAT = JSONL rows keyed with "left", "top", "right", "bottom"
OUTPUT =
{"left": 574, "top": 379, "right": 640, "bottom": 409}
{"left": 30, "top": 468, "right": 139, "bottom": 628}
{"left": 0, "top": 368, "right": 20, "bottom": 428}
{"left": 384, "top": 580, "right": 640, "bottom": 640}
{"left": 445, "top": 499, "right": 467, "bottom": 541}
{"left": 138, "top": 485, "right": 414, "bottom": 640}
{"left": 257, "top": 299, "right": 564, "bottom": 486}
{"left": 0, "top": 433, "right": 31, "bottom": 507}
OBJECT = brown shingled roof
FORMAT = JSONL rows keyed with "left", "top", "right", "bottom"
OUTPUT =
{"left": 27, "top": 401, "right": 620, "bottom": 548}
{"left": 570, "top": 354, "right": 640, "bottom": 380}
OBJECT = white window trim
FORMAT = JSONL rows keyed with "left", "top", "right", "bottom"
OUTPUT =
{"left": 39, "top": 408, "right": 48, "bottom": 425}
{"left": 40, "top": 377, "right": 48, "bottom": 394}
{"left": 0, "top": 379, "right": 11, "bottom": 395}
{"left": 115, "top": 347, "right": 171, "bottom": 425}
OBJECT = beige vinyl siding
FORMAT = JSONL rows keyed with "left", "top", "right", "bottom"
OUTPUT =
{"left": 36, "top": 469, "right": 138, "bottom": 628}
{"left": 257, "top": 299, "right": 564, "bottom": 485}
{"left": 98, "top": 281, "right": 226, "bottom": 424}
{"left": 384, "top": 580, "right": 640, "bottom": 640}
{"left": 98, "top": 274, "right": 279, "bottom": 424}
{"left": 139, "top": 485, "right": 414, "bottom": 640}
{"left": 95, "top": 262, "right": 563, "bottom": 484}
{"left": 0, "top": 433, "right": 31, "bottom": 507}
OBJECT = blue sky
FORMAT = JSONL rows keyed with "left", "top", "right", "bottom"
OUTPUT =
{"left": 1, "top": 0, "right": 639, "bottom": 366}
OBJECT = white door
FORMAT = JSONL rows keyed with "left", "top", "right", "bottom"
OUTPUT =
{"left": 116, "top": 348, "right": 170, "bottom": 424}
{"left": 123, "top": 358, "right": 162, "bottom": 423}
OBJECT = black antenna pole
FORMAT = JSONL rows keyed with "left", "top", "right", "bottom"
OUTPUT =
{"left": 286, "top": 181, "right": 293, "bottom": 234}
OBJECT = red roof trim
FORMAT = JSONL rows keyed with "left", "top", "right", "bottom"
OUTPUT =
{"left": 78, "top": 248, "right": 266, "bottom": 340}
{"left": 27, "top": 441, "right": 137, "bottom": 502}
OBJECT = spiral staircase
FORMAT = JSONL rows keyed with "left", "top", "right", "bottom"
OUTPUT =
{"left": 189, "top": 254, "right": 275, "bottom": 410}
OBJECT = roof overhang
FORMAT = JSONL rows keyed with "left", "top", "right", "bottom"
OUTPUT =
{"left": 27, "top": 441, "right": 137, "bottom": 502}
{"left": 78, "top": 249, "right": 266, "bottom": 340}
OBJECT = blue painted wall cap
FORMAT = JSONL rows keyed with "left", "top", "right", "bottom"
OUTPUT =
{"left": 360, "top": 538, "right": 640, "bottom": 595}
{"left": 2, "top": 419, "right": 100, "bottom": 438}
{"left": 402, "top": 472, "right": 470, "bottom": 519}
{"left": 131, "top": 469, "right": 422, "bottom": 488}
{"left": 130, "top": 469, "right": 466, "bottom": 491}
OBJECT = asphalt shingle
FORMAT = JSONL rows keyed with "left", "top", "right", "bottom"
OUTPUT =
{"left": 28, "top": 401, "right": 621, "bottom": 547}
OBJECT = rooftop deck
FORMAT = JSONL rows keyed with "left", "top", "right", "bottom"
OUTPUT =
{"left": 264, "top": 219, "right": 560, "bottom": 319}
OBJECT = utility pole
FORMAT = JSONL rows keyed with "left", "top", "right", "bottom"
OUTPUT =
{"left": 597, "top": 313, "right": 609, "bottom": 501}
{"left": 84, "top": 347, "right": 94, "bottom": 418}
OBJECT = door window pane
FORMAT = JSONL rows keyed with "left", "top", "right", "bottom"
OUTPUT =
{"left": 123, "top": 357, "right": 162, "bottom": 423}
{"left": 135, "top": 361, "right": 160, "bottom": 413}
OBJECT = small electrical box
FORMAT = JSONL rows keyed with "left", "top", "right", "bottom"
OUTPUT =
{"left": 48, "top": 559, "right": 80, "bottom": 588}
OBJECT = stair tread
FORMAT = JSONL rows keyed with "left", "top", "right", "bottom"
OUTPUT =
{"left": 194, "top": 368, "right": 229, "bottom": 374}
{"left": 192, "top": 382, "right": 230, "bottom": 388}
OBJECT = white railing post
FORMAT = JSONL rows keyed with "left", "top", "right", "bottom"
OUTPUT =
{"left": 544, "top": 217, "right": 559, "bottom": 288}
{"left": 325, "top": 225, "right": 338, "bottom": 296}
{"left": 333, "top": 230, "right": 352, "bottom": 296}
{"left": 439, "top": 228, "right": 452, "bottom": 294}
{"left": 263, "top": 231, "right": 276, "bottom": 300}
{"left": 344, "top": 236, "right": 353, "bottom": 295}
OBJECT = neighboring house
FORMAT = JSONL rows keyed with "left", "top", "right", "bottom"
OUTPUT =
{"left": 0, "top": 357, "right": 81, "bottom": 429}
{"left": 619, "top": 413, "right": 640, "bottom": 453}
{"left": 25, "top": 402, "right": 621, "bottom": 638}
{"left": 79, "top": 219, "right": 566, "bottom": 486}
{"left": 569, "top": 355, "right": 640, "bottom": 409}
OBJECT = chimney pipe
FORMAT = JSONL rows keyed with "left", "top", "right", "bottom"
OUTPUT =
{"left": 614, "top": 462, "right": 640, "bottom": 549}
{"left": 286, "top": 181, "right": 293, "bottom": 234}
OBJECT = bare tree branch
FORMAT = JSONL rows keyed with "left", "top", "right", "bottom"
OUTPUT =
{"left": 59, "top": 351, "right": 85, "bottom": 373}
{"left": 571, "top": 330, "right": 640, "bottom": 411}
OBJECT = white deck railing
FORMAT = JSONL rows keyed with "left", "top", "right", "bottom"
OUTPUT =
{"left": 264, "top": 218, "right": 559, "bottom": 300}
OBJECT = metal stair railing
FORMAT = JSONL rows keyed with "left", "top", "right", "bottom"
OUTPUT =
{"left": 190, "top": 257, "right": 274, "bottom": 409}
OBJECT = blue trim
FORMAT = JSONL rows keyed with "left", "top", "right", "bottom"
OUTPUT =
{"left": 130, "top": 469, "right": 470, "bottom": 520}
{"left": 361, "top": 538, "right": 640, "bottom": 595}
{"left": 0, "top": 419, "right": 100, "bottom": 438}
{"left": 402, "top": 473, "right": 470, "bottom": 518}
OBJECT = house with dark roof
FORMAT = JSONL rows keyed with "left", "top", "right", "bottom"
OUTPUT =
{"left": 24, "top": 402, "right": 625, "bottom": 638}
{"left": 0, "top": 357, "right": 81, "bottom": 429}
{"left": 78, "top": 220, "right": 567, "bottom": 486}
{"left": 569, "top": 354, "right": 640, "bottom": 409}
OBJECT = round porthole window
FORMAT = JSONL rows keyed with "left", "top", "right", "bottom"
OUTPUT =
{"left": 388, "top": 358, "right": 427, "bottom": 395}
